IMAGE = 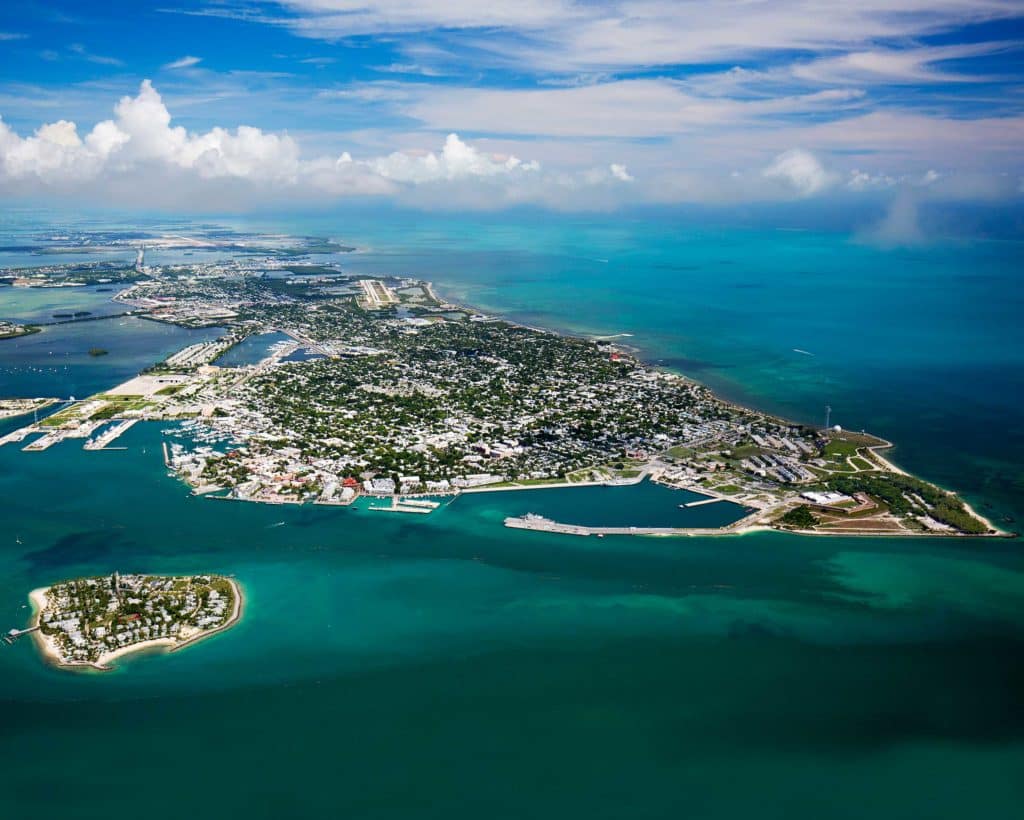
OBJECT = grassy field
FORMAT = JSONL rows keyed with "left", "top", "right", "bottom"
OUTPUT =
{"left": 711, "top": 484, "right": 742, "bottom": 494}
{"left": 823, "top": 439, "right": 860, "bottom": 459}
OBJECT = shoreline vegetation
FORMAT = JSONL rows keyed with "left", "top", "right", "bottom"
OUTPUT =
{"left": 28, "top": 576, "right": 243, "bottom": 672}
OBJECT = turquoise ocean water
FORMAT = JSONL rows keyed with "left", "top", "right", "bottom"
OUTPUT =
{"left": 1, "top": 211, "right": 1023, "bottom": 819}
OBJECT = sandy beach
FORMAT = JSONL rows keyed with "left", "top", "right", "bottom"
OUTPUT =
{"left": 172, "top": 577, "right": 244, "bottom": 653}
{"left": 959, "top": 498, "right": 1011, "bottom": 536}
{"left": 27, "top": 577, "right": 244, "bottom": 672}
{"left": 865, "top": 443, "right": 1011, "bottom": 536}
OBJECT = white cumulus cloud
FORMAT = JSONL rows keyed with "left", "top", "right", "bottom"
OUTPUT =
{"left": 0, "top": 80, "right": 633, "bottom": 209}
{"left": 762, "top": 148, "right": 834, "bottom": 196}
{"left": 609, "top": 163, "right": 633, "bottom": 182}
{"left": 370, "top": 133, "right": 540, "bottom": 183}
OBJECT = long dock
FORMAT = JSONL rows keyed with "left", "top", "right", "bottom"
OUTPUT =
{"left": 22, "top": 419, "right": 104, "bottom": 451}
{"left": 504, "top": 509, "right": 764, "bottom": 538}
{"left": 682, "top": 497, "right": 725, "bottom": 508}
{"left": 84, "top": 418, "right": 139, "bottom": 450}
{"left": 396, "top": 498, "right": 440, "bottom": 509}
{"left": 3, "top": 625, "right": 39, "bottom": 645}
{"left": 367, "top": 496, "right": 441, "bottom": 514}
{"left": 22, "top": 431, "right": 64, "bottom": 451}
{"left": 368, "top": 502, "right": 433, "bottom": 514}
{"left": 0, "top": 427, "right": 34, "bottom": 448}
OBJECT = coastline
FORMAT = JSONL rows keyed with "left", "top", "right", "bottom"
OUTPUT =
{"left": 53, "top": 259, "right": 1008, "bottom": 541}
{"left": 426, "top": 279, "right": 1010, "bottom": 539}
{"left": 27, "top": 577, "right": 244, "bottom": 672}
{"left": 427, "top": 279, "right": 841, "bottom": 436}
{"left": 171, "top": 577, "right": 244, "bottom": 654}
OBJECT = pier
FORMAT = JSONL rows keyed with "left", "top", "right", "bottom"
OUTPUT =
{"left": 504, "top": 509, "right": 764, "bottom": 538}
{"left": 84, "top": 418, "right": 138, "bottom": 450}
{"left": 0, "top": 427, "right": 34, "bottom": 448}
{"left": 396, "top": 498, "right": 440, "bottom": 509}
{"left": 2, "top": 626, "right": 39, "bottom": 646}
{"left": 367, "top": 496, "right": 441, "bottom": 514}
{"left": 22, "top": 430, "right": 65, "bottom": 451}
{"left": 22, "top": 419, "right": 104, "bottom": 451}
{"left": 682, "top": 497, "right": 725, "bottom": 508}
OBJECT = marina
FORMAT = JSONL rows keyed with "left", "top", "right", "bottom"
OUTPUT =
{"left": 211, "top": 331, "right": 295, "bottom": 367}
{"left": 84, "top": 418, "right": 139, "bottom": 450}
{"left": 23, "top": 420, "right": 104, "bottom": 451}
{"left": 368, "top": 496, "right": 442, "bottom": 514}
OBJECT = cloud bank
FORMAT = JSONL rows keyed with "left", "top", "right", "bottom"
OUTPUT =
{"left": 0, "top": 80, "right": 1019, "bottom": 212}
{"left": 0, "top": 81, "right": 640, "bottom": 209}
{"left": 251, "top": 0, "right": 1024, "bottom": 71}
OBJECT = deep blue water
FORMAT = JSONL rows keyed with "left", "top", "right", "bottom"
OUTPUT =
{"left": 1, "top": 211, "right": 1022, "bottom": 820}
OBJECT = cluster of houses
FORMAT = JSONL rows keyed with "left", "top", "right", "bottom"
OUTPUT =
{"left": 741, "top": 450, "right": 818, "bottom": 483}
{"left": 118, "top": 266, "right": 843, "bottom": 506}
{"left": 37, "top": 573, "right": 234, "bottom": 665}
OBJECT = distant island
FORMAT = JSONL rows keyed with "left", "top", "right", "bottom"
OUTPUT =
{"left": 0, "top": 397, "right": 57, "bottom": 420}
{"left": 88, "top": 347, "right": 109, "bottom": 357}
{"left": 28, "top": 572, "right": 242, "bottom": 671}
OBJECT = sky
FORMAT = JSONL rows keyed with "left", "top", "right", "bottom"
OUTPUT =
{"left": 1, "top": 1, "right": 1023, "bottom": 216}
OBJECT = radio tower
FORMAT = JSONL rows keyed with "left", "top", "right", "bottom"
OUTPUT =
{"left": 824, "top": 405, "right": 832, "bottom": 430}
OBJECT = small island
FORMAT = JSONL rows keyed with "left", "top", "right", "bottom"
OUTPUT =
{"left": 88, "top": 347, "right": 109, "bottom": 357}
{"left": 29, "top": 572, "right": 241, "bottom": 671}
{"left": 0, "top": 320, "right": 40, "bottom": 340}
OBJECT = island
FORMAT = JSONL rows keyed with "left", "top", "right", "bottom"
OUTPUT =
{"left": 0, "top": 230, "right": 1008, "bottom": 538}
{"left": 0, "top": 398, "right": 57, "bottom": 420}
{"left": 28, "top": 572, "right": 242, "bottom": 671}
{"left": 0, "top": 320, "right": 40, "bottom": 339}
